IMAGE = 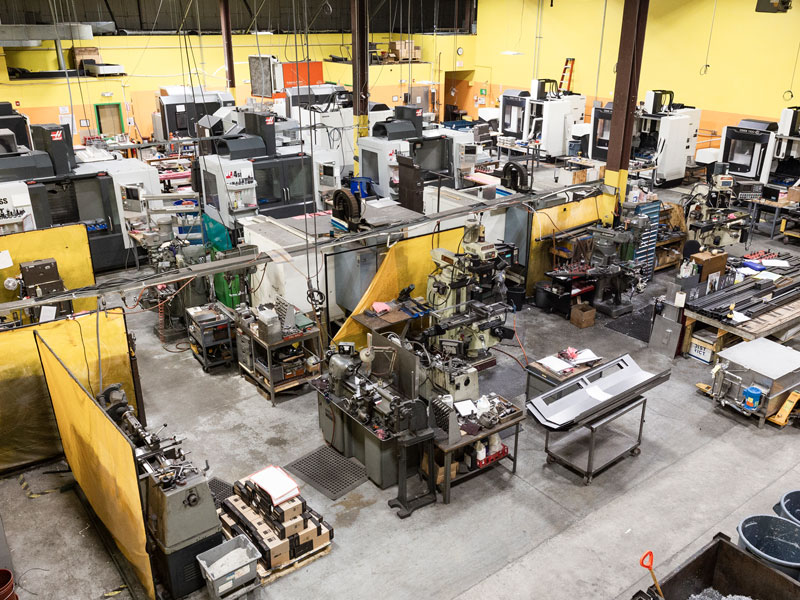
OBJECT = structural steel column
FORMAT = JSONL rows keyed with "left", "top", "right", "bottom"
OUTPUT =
{"left": 351, "top": 0, "right": 369, "bottom": 173}
{"left": 219, "top": 0, "right": 236, "bottom": 90}
{"left": 602, "top": 0, "right": 649, "bottom": 214}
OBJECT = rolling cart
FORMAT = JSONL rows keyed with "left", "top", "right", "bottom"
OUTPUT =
{"left": 186, "top": 304, "right": 234, "bottom": 372}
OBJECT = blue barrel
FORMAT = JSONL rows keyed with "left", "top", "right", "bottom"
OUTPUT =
{"left": 742, "top": 386, "right": 763, "bottom": 411}
{"left": 737, "top": 514, "right": 800, "bottom": 580}
{"left": 350, "top": 177, "right": 372, "bottom": 198}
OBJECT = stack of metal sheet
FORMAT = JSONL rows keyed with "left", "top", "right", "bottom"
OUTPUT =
{"left": 526, "top": 354, "right": 671, "bottom": 431}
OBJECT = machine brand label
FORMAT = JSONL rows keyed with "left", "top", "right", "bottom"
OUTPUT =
{"left": 415, "top": 109, "right": 422, "bottom": 116}
{"left": 265, "top": 117, "right": 275, "bottom": 125}
{"left": 50, "top": 130, "right": 63, "bottom": 141}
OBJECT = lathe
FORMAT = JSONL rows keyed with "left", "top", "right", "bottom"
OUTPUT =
{"left": 97, "top": 384, "right": 222, "bottom": 598}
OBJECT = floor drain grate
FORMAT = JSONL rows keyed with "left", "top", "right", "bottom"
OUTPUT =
{"left": 285, "top": 445, "right": 368, "bottom": 500}
{"left": 208, "top": 477, "right": 234, "bottom": 509}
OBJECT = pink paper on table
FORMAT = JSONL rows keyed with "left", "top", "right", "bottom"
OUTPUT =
{"left": 372, "top": 301, "right": 392, "bottom": 315}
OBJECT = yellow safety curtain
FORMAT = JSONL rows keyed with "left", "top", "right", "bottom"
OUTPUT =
{"left": 35, "top": 331, "right": 155, "bottom": 600}
{"left": 0, "top": 309, "right": 136, "bottom": 474}
{"left": 0, "top": 224, "right": 96, "bottom": 318}
{"left": 334, "top": 227, "right": 464, "bottom": 348}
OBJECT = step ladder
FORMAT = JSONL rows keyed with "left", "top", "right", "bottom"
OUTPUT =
{"left": 559, "top": 58, "right": 575, "bottom": 93}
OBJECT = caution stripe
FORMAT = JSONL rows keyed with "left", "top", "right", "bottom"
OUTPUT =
{"left": 103, "top": 584, "right": 128, "bottom": 597}
{"left": 17, "top": 474, "right": 72, "bottom": 499}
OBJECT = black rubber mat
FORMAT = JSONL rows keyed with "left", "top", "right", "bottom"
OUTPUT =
{"left": 604, "top": 306, "right": 654, "bottom": 343}
{"left": 285, "top": 445, "right": 368, "bottom": 500}
{"left": 208, "top": 477, "right": 234, "bottom": 509}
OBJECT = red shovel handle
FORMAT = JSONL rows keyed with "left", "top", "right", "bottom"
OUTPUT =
{"left": 640, "top": 550, "right": 654, "bottom": 569}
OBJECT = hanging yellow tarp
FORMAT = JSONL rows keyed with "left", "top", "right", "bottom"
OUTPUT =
{"left": 35, "top": 331, "right": 155, "bottom": 600}
{"left": 0, "top": 309, "right": 135, "bottom": 474}
{"left": 334, "top": 227, "right": 464, "bottom": 348}
{"left": 0, "top": 224, "right": 96, "bottom": 318}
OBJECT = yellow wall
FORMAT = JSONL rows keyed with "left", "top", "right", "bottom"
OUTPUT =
{"left": 2, "top": 3, "right": 798, "bottom": 144}
{"left": 474, "top": 0, "right": 800, "bottom": 140}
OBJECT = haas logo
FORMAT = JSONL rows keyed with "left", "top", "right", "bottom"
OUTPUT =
{"left": 415, "top": 109, "right": 422, "bottom": 117}
{"left": 265, "top": 117, "right": 275, "bottom": 125}
{"left": 50, "top": 130, "right": 63, "bottom": 141}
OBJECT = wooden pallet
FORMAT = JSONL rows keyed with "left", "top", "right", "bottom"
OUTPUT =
{"left": 219, "top": 524, "right": 332, "bottom": 588}
{"left": 255, "top": 542, "right": 332, "bottom": 585}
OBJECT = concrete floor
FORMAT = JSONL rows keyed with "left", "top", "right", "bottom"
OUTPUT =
{"left": 2, "top": 189, "right": 800, "bottom": 599}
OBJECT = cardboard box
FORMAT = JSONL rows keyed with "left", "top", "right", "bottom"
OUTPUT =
{"left": 691, "top": 251, "right": 728, "bottom": 282}
{"left": 570, "top": 303, "right": 596, "bottom": 329}
{"left": 71, "top": 46, "right": 102, "bottom": 69}
{"left": 266, "top": 513, "right": 307, "bottom": 540}
{"left": 789, "top": 184, "right": 800, "bottom": 205}
{"left": 420, "top": 453, "right": 458, "bottom": 485}
{"left": 688, "top": 332, "right": 715, "bottom": 364}
{"left": 221, "top": 499, "right": 291, "bottom": 569}
{"left": 254, "top": 522, "right": 291, "bottom": 568}
{"left": 271, "top": 495, "right": 307, "bottom": 523}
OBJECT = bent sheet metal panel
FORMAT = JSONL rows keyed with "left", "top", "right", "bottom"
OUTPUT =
{"left": 35, "top": 332, "right": 155, "bottom": 599}
{"left": 0, "top": 309, "right": 136, "bottom": 474}
{"left": 527, "top": 354, "right": 671, "bottom": 430}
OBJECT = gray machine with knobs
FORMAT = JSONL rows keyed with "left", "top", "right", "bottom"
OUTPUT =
{"left": 97, "top": 384, "right": 222, "bottom": 598}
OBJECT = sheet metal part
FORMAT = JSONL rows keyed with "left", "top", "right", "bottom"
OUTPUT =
{"left": 526, "top": 354, "right": 671, "bottom": 431}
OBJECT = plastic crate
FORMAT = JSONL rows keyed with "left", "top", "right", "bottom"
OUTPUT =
{"left": 196, "top": 535, "right": 261, "bottom": 599}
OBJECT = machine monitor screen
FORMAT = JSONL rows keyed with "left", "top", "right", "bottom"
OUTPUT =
{"left": 595, "top": 117, "right": 612, "bottom": 148}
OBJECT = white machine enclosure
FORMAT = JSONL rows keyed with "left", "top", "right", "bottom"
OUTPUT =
{"left": 240, "top": 215, "right": 345, "bottom": 321}
{"left": 720, "top": 125, "right": 777, "bottom": 184}
{"left": 198, "top": 155, "right": 258, "bottom": 229}
{"left": 523, "top": 94, "right": 587, "bottom": 158}
{"left": 0, "top": 180, "right": 35, "bottom": 233}
{"left": 357, "top": 136, "right": 410, "bottom": 197}
{"left": 73, "top": 158, "right": 160, "bottom": 249}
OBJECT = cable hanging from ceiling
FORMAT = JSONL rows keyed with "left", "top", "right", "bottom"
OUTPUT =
{"left": 786, "top": 39, "right": 800, "bottom": 101}
{"left": 699, "top": 0, "right": 718, "bottom": 75}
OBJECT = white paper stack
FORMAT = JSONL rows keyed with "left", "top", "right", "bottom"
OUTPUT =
{"left": 250, "top": 465, "right": 300, "bottom": 505}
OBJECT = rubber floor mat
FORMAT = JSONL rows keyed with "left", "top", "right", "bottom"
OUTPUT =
{"left": 208, "top": 477, "right": 234, "bottom": 509}
{"left": 604, "top": 306, "right": 654, "bottom": 343}
{"left": 285, "top": 445, "right": 368, "bottom": 500}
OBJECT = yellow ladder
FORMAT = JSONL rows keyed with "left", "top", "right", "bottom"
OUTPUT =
{"left": 559, "top": 58, "right": 575, "bottom": 93}
{"left": 768, "top": 390, "right": 800, "bottom": 427}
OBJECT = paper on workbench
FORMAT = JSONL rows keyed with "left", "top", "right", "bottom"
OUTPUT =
{"left": 761, "top": 259, "right": 790, "bottom": 268}
{"left": 573, "top": 349, "right": 602, "bottom": 365}
{"left": 737, "top": 267, "right": 759, "bottom": 276}
{"left": 454, "top": 400, "right": 478, "bottom": 417}
{"left": 539, "top": 355, "right": 573, "bottom": 373}
{"left": 730, "top": 311, "right": 751, "bottom": 324}
{"left": 754, "top": 271, "right": 782, "bottom": 281}
{"left": 366, "top": 198, "right": 398, "bottom": 209}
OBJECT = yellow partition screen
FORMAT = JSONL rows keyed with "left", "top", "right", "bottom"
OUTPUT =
{"left": 0, "top": 309, "right": 135, "bottom": 474}
{"left": 0, "top": 224, "right": 96, "bottom": 316}
{"left": 35, "top": 332, "right": 155, "bottom": 600}
{"left": 334, "top": 227, "right": 464, "bottom": 347}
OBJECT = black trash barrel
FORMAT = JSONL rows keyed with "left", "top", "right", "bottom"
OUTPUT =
{"left": 737, "top": 514, "right": 800, "bottom": 580}
{"left": 777, "top": 490, "right": 800, "bottom": 527}
{"left": 507, "top": 286, "right": 526, "bottom": 311}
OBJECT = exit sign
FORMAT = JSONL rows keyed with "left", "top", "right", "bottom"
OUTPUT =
{"left": 480, "top": 88, "right": 487, "bottom": 95}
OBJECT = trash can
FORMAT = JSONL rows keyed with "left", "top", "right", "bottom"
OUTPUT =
{"left": 197, "top": 535, "right": 261, "bottom": 599}
{"left": 507, "top": 285, "right": 526, "bottom": 311}
{"left": 534, "top": 280, "right": 550, "bottom": 309}
{"left": 737, "top": 514, "right": 800, "bottom": 580}
{"left": 775, "top": 490, "right": 800, "bottom": 527}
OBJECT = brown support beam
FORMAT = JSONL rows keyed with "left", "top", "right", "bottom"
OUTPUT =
{"left": 351, "top": 0, "right": 370, "bottom": 172}
{"left": 219, "top": 0, "right": 236, "bottom": 89}
{"left": 351, "top": 0, "right": 369, "bottom": 118}
{"left": 606, "top": 0, "right": 649, "bottom": 175}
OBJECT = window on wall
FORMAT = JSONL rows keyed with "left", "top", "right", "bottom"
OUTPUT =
{"left": 94, "top": 103, "right": 124, "bottom": 135}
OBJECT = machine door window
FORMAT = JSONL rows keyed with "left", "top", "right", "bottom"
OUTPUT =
{"left": 254, "top": 162, "right": 283, "bottom": 205}
{"left": 284, "top": 158, "right": 312, "bottom": 202}
{"left": 95, "top": 103, "right": 124, "bottom": 135}
{"left": 728, "top": 139, "right": 757, "bottom": 172}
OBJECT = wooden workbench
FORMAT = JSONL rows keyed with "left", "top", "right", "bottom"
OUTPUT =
{"left": 682, "top": 296, "right": 800, "bottom": 354}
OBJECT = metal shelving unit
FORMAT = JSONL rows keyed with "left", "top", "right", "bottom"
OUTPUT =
{"left": 186, "top": 305, "right": 234, "bottom": 372}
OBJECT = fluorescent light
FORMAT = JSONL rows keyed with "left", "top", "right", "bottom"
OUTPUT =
{"left": 416, "top": 80, "right": 436, "bottom": 84}
{"left": 501, "top": 50, "right": 523, "bottom": 56}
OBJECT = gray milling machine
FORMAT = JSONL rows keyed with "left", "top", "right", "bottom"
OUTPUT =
{"left": 97, "top": 384, "right": 222, "bottom": 598}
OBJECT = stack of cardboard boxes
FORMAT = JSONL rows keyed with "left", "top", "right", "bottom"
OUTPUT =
{"left": 219, "top": 478, "right": 333, "bottom": 573}
{"left": 388, "top": 40, "right": 422, "bottom": 61}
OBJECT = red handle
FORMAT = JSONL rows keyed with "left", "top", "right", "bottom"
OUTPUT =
{"left": 640, "top": 550, "right": 654, "bottom": 569}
